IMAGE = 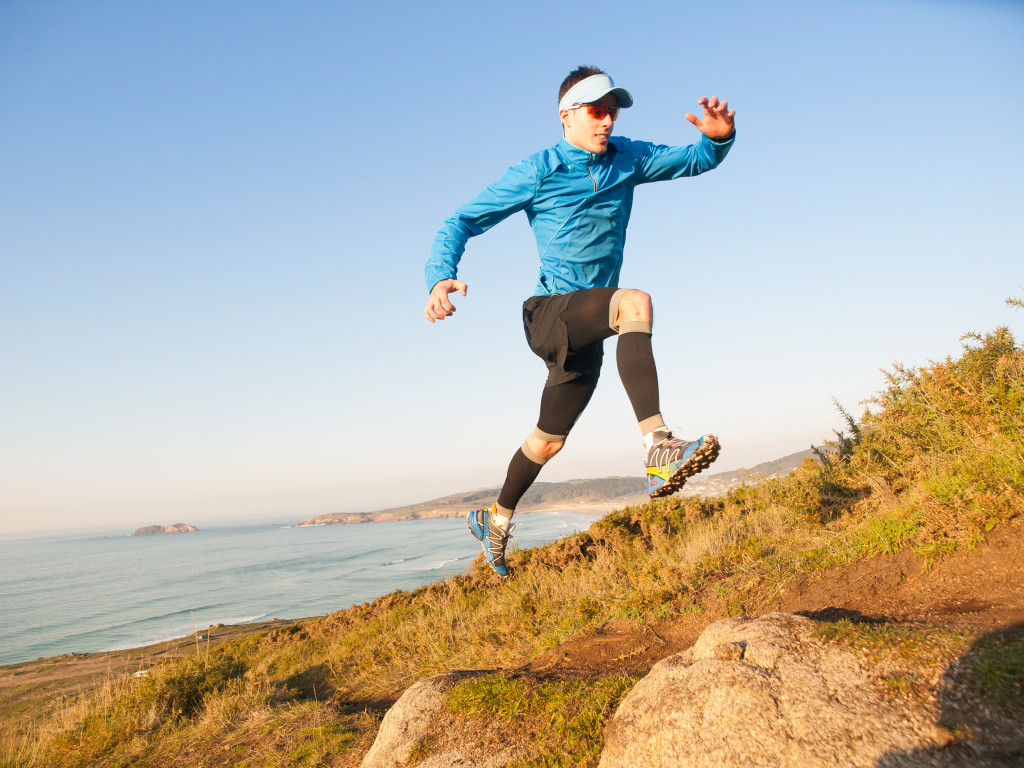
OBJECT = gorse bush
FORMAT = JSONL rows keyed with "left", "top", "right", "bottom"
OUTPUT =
{"left": 9, "top": 315, "right": 1022, "bottom": 767}
{"left": 33, "top": 648, "right": 253, "bottom": 767}
{"left": 853, "top": 325, "right": 1024, "bottom": 544}
{"left": 140, "top": 650, "right": 248, "bottom": 720}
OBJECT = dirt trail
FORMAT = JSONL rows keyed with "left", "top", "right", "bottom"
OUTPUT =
{"left": 516, "top": 522, "right": 1024, "bottom": 682}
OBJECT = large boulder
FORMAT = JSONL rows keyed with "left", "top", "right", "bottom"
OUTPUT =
{"left": 599, "top": 613, "right": 951, "bottom": 768}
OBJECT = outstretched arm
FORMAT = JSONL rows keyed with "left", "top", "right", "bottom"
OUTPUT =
{"left": 685, "top": 96, "right": 735, "bottom": 141}
{"left": 632, "top": 95, "right": 736, "bottom": 183}
{"left": 425, "top": 279, "right": 468, "bottom": 323}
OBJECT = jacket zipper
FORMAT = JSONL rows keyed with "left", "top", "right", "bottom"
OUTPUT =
{"left": 587, "top": 154, "right": 597, "bottom": 192}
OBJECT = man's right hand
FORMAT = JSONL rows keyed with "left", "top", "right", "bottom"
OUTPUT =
{"left": 425, "top": 279, "right": 468, "bottom": 323}
{"left": 685, "top": 95, "right": 736, "bottom": 141}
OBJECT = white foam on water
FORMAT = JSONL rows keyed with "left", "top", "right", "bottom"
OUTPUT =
{"left": 426, "top": 558, "right": 460, "bottom": 570}
{"left": 98, "top": 614, "right": 270, "bottom": 653}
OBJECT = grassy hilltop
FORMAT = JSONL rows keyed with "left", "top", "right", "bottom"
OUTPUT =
{"left": 2, "top": 310, "right": 1023, "bottom": 767}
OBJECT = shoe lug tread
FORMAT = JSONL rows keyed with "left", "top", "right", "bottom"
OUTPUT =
{"left": 649, "top": 435, "right": 721, "bottom": 499}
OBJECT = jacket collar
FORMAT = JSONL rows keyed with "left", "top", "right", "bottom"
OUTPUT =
{"left": 556, "top": 136, "right": 617, "bottom": 164}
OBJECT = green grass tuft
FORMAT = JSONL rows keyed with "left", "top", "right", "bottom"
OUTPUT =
{"left": 446, "top": 674, "right": 636, "bottom": 766}
{"left": 965, "top": 635, "right": 1024, "bottom": 705}
{"left": 812, "top": 619, "right": 971, "bottom": 666}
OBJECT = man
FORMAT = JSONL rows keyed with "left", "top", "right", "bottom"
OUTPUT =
{"left": 425, "top": 66, "right": 736, "bottom": 576}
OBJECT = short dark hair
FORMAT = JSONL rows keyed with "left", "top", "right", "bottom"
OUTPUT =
{"left": 559, "top": 65, "right": 605, "bottom": 104}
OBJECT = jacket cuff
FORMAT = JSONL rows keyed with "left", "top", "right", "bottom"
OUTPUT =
{"left": 425, "top": 265, "right": 455, "bottom": 292}
{"left": 705, "top": 130, "right": 736, "bottom": 147}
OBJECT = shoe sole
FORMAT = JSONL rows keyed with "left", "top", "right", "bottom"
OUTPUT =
{"left": 649, "top": 434, "right": 721, "bottom": 499}
{"left": 466, "top": 512, "right": 484, "bottom": 542}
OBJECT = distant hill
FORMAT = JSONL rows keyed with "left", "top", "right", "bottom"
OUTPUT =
{"left": 294, "top": 448, "right": 817, "bottom": 527}
{"left": 680, "top": 447, "right": 817, "bottom": 498}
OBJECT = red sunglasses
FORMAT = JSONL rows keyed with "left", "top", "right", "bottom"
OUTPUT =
{"left": 571, "top": 104, "right": 619, "bottom": 121}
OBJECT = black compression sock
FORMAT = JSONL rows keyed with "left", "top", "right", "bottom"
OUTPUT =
{"left": 617, "top": 331, "right": 661, "bottom": 423}
{"left": 497, "top": 448, "right": 545, "bottom": 510}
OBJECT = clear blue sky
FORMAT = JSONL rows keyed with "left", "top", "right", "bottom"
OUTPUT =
{"left": 2, "top": 0, "right": 1021, "bottom": 533}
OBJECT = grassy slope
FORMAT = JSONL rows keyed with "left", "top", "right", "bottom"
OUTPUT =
{"left": 2, "top": 321, "right": 1022, "bottom": 768}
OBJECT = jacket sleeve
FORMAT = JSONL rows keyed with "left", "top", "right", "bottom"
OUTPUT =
{"left": 631, "top": 132, "right": 735, "bottom": 184}
{"left": 425, "top": 160, "right": 538, "bottom": 291}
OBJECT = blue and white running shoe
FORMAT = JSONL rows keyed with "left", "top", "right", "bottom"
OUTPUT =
{"left": 646, "top": 432, "right": 721, "bottom": 498}
{"left": 467, "top": 504, "right": 515, "bottom": 577}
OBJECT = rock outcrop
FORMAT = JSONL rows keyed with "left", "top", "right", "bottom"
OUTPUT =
{"left": 599, "top": 613, "right": 951, "bottom": 768}
{"left": 131, "top": 523, "right": 197, "bottom": 535}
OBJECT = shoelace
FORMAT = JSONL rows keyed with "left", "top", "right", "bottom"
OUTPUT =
{"left": 649, "top": 441, "right": 686, "bottom": 472}
{"left": 486, "top": 524, "right": 516, "bottom": 565}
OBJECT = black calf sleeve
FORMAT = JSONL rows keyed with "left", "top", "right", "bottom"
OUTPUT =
{"left": 497, "top": 448, "right": 545, "bottom": 511}
{"left": 617, "top": 331, "right": 661, "bottom": 423}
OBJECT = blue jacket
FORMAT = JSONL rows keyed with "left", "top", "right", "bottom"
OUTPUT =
{"left": 425, "top": 133, "right": 734, "bottom": 296}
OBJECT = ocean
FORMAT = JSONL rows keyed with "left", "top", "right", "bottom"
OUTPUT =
{"left": 0, "top": 509, "right": 605, "bottom": 667}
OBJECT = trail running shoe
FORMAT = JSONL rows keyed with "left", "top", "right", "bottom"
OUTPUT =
{"left": 646, "top": 433, "right": 721, "bottom": 498}
{"left": 467, "top": 504, "right": 515, "bottom": 577}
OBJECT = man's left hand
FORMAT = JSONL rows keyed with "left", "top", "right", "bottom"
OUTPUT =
{"left": 685, "top": 96, "right": 735, "bottom": 141}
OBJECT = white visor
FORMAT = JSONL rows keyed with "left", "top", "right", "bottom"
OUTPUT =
{"left": 558, "top": 74, "right": 634, "bottom": 111}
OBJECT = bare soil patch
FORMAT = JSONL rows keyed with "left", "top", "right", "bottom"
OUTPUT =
{"left": 775, "top": 522, "right": 1024, "bottom": 628}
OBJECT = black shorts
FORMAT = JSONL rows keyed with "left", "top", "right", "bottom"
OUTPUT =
{"left": 522, "top": 287, "right": 623, "bottom": 387}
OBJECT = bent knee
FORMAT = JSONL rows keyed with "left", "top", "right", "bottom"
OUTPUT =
{"left": 616, "top": 289, "right": 653, "bottom": 324}
{"left": 526, "top": 434, "right": 565, "bottom": 461}
{"left": 536, "top": 440, "right": 564, "bottom": 460}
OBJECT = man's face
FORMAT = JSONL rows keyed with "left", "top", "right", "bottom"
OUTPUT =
{"left": 560, "top": 93, "right": 619, "bottom": 154}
